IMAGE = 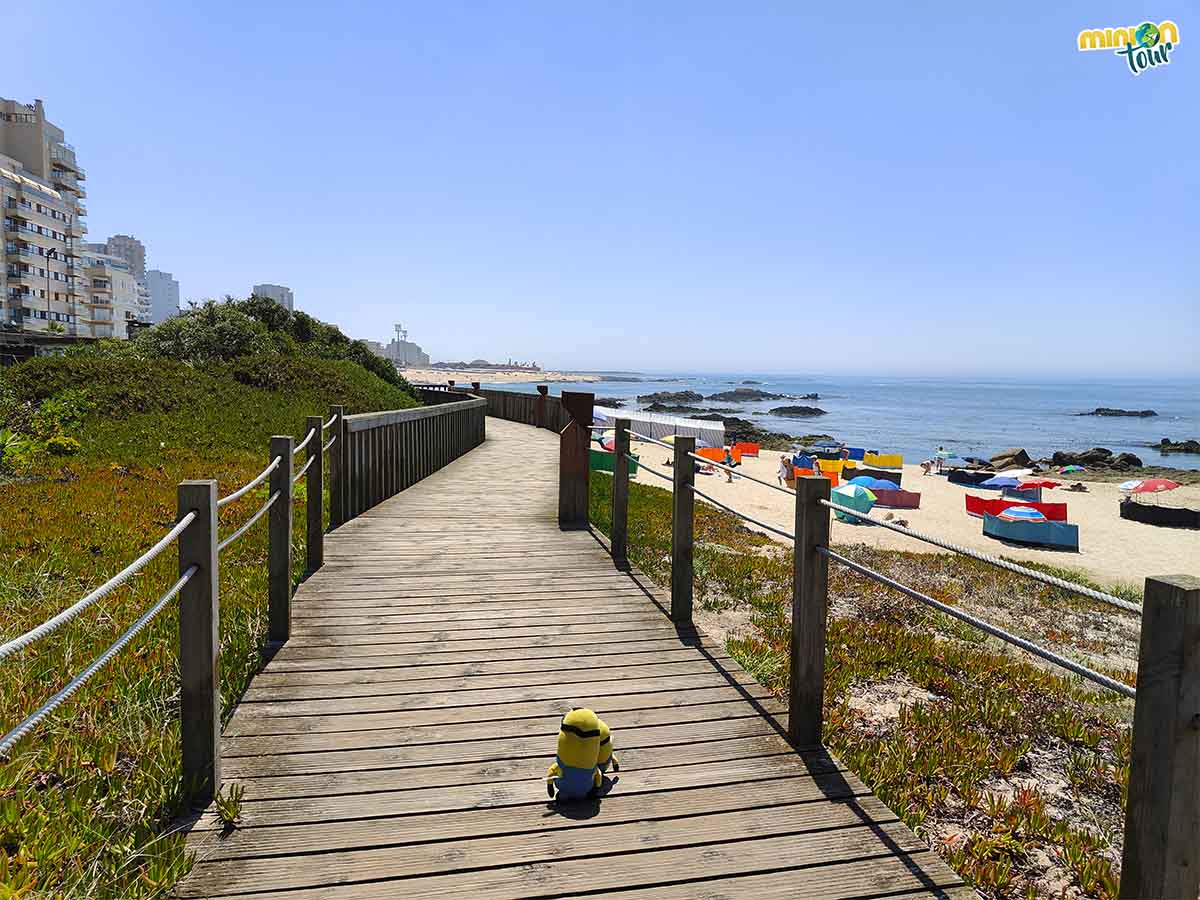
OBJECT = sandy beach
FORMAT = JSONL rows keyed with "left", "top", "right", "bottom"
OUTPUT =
{"left": 627, "top": 440, "right": 1199, "bottom": 589}
{"left": 402, "top": 367, "right": 599, "bottom": 384}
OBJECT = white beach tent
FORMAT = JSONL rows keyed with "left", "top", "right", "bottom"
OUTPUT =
{"left": 593, "top": 406, "right": 726, "bottom": 449}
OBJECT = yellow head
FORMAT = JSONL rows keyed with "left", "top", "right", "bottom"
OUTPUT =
{"left": 556, "top": 707, "right": 601, "bottom": 770}
{"left": 596, "top": 719, "right": 613, "bottom": 768}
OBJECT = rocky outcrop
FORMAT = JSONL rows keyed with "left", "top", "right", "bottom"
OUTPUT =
{"left": 1078, "top": 408, "right": 1157, "bottom": 417}
{"left": 769, "top": 406, "right": 827, "bottom": 417}
{"left": 799, "top": 393, "right": 820, "bottom": 400}
{"left": 595, "top": 397, "right": 624, "bottom": 408}
{"left": 990, "top": 448, "right": 1032, "bottom": 470}
{"left": 644, "top": 403, "right": 742, "bottom": 415}
{"left": 1050, "top": 448, "right": 1144, "bottom": 470}
{"left": 1156, "top": 438, "right": 1200, "bottom": 454}
{"left": 707, "top": 388, "right": 788, "bottom": 401}
{"left": 705, "top": 416, "right": 799, "bottom": 452}
{"left": 636, "top": 390, "right": 703, "bottom": 404}
{"left": 741, "top": 380, "right": 763, "bottom": 385}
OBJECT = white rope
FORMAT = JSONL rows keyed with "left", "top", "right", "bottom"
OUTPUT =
{"left": 217, "top": 456, "right": 281, "bottom": 509}
{"left": 686, "top": 450, "right": 795, "bottom": 498}
{"left": 819, "top": 499, "right": 1140, "bottom": 615}
{"left": 292, "top": 454, "right": 315, "bottom": 484}
{"left": 627, "top": 430, "right": 676, "bottom": 451}
{"left": 687, "top": 484, "right": 797, "bottom": 542}
{"left": 0, "top": 565, "right": 199, "bottom": 758}
{"left": 322, "top": 435, "right": 337, "bottom": 453}
{"left": 819, "top": 547, "right": 1135, "bottom": 699}
{"left": 323, "top": 413, "right": 338, "bottom": 431}
{"left": 292, "top": 427, "right": 317, "bottom": 456}
{"left": 0, "top": 512, "right": 197, "bottom": 663}
{"left": 627, "top": 456, "right": 674, "bottom": 484}
{"left": 218, "top": 491, "right": 279, "bottom": 553}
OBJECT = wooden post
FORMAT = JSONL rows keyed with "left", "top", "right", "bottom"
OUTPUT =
{"left": 558, "top": 420, "right": 590, "bottom": 529}
{"left": 177, "top": 479, "right": 219, "bottom": 807}
{"left": 1120, "top": 574, "right": 1200, "bottom": 900}
{"left": 327, "top": 405, "right": 344, "bottom": 529}
{"left": 304, "top": 416, "right": 323, "bottom": 574}
{"left": 447, "top": 379, "right": 455, "bottom": 389}
{"left": 471, "top": 381, "right": 481, "bottom": 392}
{"left": 789, "top": 475, "right": 832, "bottom": 747}
{"left": 268, "top": 436, "right": 293, "bottom": 643}
{"left": 611, "top": 418, "right": 631, "bottom": 569}
{"left": 536, "top": 385, "right": 549, "bottom": 430}
{"left": 671, "top": 435, "right": 695, "bottom": 624}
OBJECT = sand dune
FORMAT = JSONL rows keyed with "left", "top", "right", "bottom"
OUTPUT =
{"left": 627, "top": 440, "right": 1199, "bottom": 589}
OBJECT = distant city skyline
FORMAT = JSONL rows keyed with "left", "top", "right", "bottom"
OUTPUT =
{"left": 7, "top": 3, "right": 1195, "bottom": 375}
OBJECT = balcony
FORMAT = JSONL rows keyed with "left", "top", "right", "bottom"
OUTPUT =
{"left": 91, "top": 281, "right": 112, "bottom": 292}
{"left": 5, "top": 270, "right": 33, "bottom": 282}
{"left": 75, "top": 203, "right": 87, "bottom": 216}
{"left": 50, "top": 150, "right": 79, "bottom": 174}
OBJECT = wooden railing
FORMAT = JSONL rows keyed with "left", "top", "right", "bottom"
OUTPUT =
{"left": 553, "top": 390, "right": 1200, "bottom": 900}
{"left": 335, "top": 390, "right": 486, "bottom": 522}
{"left": 416, "top": 381, "right": 571, "bottom": 432}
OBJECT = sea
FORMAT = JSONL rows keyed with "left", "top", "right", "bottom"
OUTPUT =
{"left": 481, "top": 375, "right": 1200, "bottom": 470}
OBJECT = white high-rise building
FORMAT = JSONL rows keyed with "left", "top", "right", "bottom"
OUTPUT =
{"left": 145, "top": 269, "right": 180, "bottom": 323}
{"left": 78, "top": 244, "right": 141, "bottom": 339}
{"left": 252, "top": 283, "right": 293, "bottom": 311}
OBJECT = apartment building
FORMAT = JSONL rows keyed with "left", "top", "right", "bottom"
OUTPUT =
{"left": 104, "top": 234, "right": 145, "bottom": 279}
{"left": 145, "top": 269, "right": 180, "bottom": 323}
{"left": 252, "top": 283, "right": 294, "bottom": 311}
{"left": 1, "top": 98, "right": 87, "bottom": 334}
{"left": 79, "top": 244, "right": 141, "bottom": 339}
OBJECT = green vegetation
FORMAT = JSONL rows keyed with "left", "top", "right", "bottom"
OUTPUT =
{"left": 590, "top": 474, "right": 1135, "bottom": 899}
{"left": 0, "top": 331, "right": 418, "bottom": 895}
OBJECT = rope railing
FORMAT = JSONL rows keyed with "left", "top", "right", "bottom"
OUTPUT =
{"left": 293, "top": 454, "right": 315, "bottom": 484}
{"left": 322, "top": 413, "right": 338, "bottom": 431}
{"left": 818, "top": 499, "right": 1140, "bottom": 615}
{"left": 627, "top": 429, "right": 675, "bottom": 450}
{"left": 686, "top": 450, "right": 795, "bottom": 498}
{"left": 292, "top": 427, "right": 317, "bottom": 456}
{"left": 217, "top": 456, "right": 281, "bottom": 509}
{"left": 217, "top": 490, "right": 279, "bottom": 553}
{"left": 686, "top": 483, "right": 797, "bottom": 542}
{"left": 0, "top": 565, "right": 199, "bottom": 758}
{"left": 627, "top": 456, "right": 673, "bottom": 484}
{"left": 0, "top": 512, "right": 198, "bottom": 663}
{"left": 819, "top": 547, "right": 1136, "bottom": 699}
{"left": 322, "top": 435, "right": 337, "bottom": 453}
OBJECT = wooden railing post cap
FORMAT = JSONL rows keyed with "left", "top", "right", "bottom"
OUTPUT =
{"left": 1147, "top": 573, "right": 1200, "bottom": 595}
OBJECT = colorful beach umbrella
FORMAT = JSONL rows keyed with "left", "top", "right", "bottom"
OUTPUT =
{"left": 1118, "top": 479, "right": 1143, "bottom": 492}
{"left": 848, "top": 475, "right": 875, "bottom": 487}
{"left": 997, "top": 505, "right": 1047, "bottom": 523}
{"left": 981, "top": 476, "right": 1020, "bottom": 488}
{"left": 1130, "top": 478, "right": 1180, "bottom": 494}
{"left": 1059, "top": 465, "right": 1085, "bottom": 474}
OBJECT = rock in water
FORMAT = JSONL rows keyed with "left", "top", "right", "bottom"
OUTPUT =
{"left": 636, "top": 390, "right": 703, "bottom": 404}
{"left": 990, "top": 448, "right": 1032, "bottom": 469}
{"left": 1158, "top": 438, "right": 1200, "bottom": 454}
{"left": 768, "top": 406, "right": 827, "bottom": 417}
{"left": 1078, "top": 408, "right": 1157, "bottom": 417}
{"left": 707, "top": 388, "right": 788, "bottom": 401}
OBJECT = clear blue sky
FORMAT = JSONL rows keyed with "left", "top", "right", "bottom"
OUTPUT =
{"left": 9, "top": 2, "right": 1197, "bottom": 375}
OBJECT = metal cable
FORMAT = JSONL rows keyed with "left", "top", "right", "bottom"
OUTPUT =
{"left": 292, "top": 454, "right": 315, "bottom": 484}
{"left": 819, "top": 499, "right": 1140, "bottom": 615}
{"left": 0, "top": 512, "right": 197, "bottom": 663}
{"left": 687, "top": 484, "right": 797, "bottom": 542}
{"left": 686, "top": 451, "right": 795, "bottom": 498}
{"left": 292, "top": 427, "right": 317, "bottom": 456}
{"left": 322, "top": 413, "right": 338, "bottom": 431}
{"left": 819, "top": 547, "right": 1135, "bottom": 699}
{"left": 0, "top": 565, "right": 199, "bottom": 758}
{"left": 217, "top": 456, "right": 281, "bottom": 509}
{"left": 322, "top": 435, "right": 337, "bottom": 452}
{"left": 217, "top": 491, "right": 279, "bottom": 553}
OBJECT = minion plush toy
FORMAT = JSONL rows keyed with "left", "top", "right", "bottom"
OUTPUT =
{"left": 547, "top": 708, "right": 602, "bottom": 801}
{"left": 597, "top": 719, "right": 620, "bottom": 774}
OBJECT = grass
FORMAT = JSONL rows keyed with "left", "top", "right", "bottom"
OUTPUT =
{"left": 0, "top": 355, "right": 418, "bottom": 898}
{"left": 590, "top": 473, "right": 1136, "bottom": 900}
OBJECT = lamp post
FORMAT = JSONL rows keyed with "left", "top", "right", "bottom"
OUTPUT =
{"left": 44, "top": 247, "right": 57, "bottom": 332}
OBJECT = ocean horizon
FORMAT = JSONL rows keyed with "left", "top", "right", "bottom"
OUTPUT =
{"left": 483, "top": 374, "right": 1200, "bottom": 470}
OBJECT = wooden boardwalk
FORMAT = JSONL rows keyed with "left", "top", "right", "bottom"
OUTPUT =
{"left": 181, "top": 418, "right": 968, "bottom": 899}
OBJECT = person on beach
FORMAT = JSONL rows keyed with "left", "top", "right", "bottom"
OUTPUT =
{"left": 723, "top": 448, "right": 736, "bottom": 482}
{"left": 935, "top": 446, "right": 945, "bottom": 473}
{"left": 920, "top": 459, "right": 933, "bottom": 476}
{"left": 777, "top": 455, "right": 790, "bottom": 486}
